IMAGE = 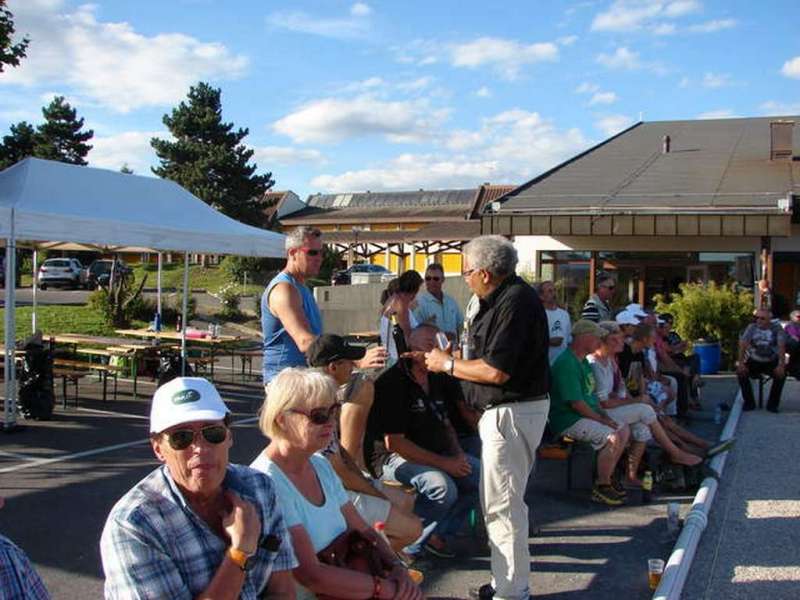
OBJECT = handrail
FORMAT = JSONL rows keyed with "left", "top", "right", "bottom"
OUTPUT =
{"left": 653, "top": 392, "right": 743, "bottom": 600}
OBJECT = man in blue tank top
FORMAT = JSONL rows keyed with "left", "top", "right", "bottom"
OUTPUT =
{"left": 261, "top": 227, "right": 386, "bottom": 387}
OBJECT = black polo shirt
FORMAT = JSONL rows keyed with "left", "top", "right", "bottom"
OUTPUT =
{"left": 364, "top": 363, "right": 455, "bottom": 478}
{"left": 464, "top": 274, "right": 550, "bottom": 410}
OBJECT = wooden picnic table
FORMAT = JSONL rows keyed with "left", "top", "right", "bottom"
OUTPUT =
{"left": 115, "top": 328, "right": 241, "bottom": 380}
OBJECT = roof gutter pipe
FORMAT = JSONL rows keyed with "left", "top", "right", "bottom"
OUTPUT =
{"left": 652, "top": 391, "right": 744, "bottom": 600}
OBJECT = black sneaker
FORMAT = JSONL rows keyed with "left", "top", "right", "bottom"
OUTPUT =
{"left": 424, "top": 541, "right": 456, "bottom": 559}
{"left": 611, "top": 478, "right": 628, "bottom": 498}
{"left": 743, "top": 403, "right": 755, "bottom": 412}
{"left": 468, "top": 584, "right": 495, "bottom": 600}
{"left": 766, "top": 406, "right": 779, "bottom": 414}
{"left": 592, "top": 484, "right": 624, "bottom": 506}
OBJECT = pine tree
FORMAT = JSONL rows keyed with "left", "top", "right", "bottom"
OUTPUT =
{"left": 0, "top": 120, "right": 35, "bottom": 169}
{"left": 0, "top": 0, "right": 28, "bottom": 73}
{"left": 151, "top": 82, "right": 274, "bottom": 226}
{"left": 34, "top": 96, "right": 94, "bottom": 165}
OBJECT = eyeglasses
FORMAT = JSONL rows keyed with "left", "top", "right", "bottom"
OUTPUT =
{"left": 300, "top": 248, "right": 322, "bottom": 257}
{"left": 425, "top": 276, "right": 442, "bottom": 282}
{"left": 462, "top": 268, "right": 477, "bottom": 277}
{"left": 288, "top": 403, "right": 341, "bottom": 425}
{"left": 165, "top": 425, "right": 228, "bottom": 451}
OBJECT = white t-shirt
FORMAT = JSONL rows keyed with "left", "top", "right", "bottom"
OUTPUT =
{"left": 250, "top": 453, "right": 349, "bottom": 553}
{"left": 546, "top": 307, "right": 572, "bottom": 365}
{"left": 379, "top": 311, "right": 419, "bottom": 362}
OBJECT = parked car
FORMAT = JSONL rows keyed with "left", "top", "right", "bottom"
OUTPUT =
{"left": 331, "top": 263, "right": 394, "bottom": 286}
{"left": 85, "top": 259, "right": 132, "bottom": 290}
{"left": 37, "top": 258, "right": 86, "bottom": 290}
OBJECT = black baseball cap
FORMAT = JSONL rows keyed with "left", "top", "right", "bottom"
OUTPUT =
{"left": 307, "top": 334, "right": 366, "bottom": 367}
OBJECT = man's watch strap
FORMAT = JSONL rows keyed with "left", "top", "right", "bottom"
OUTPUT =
{"left": 228, "top": 546, "right": 255, "bottom": 571}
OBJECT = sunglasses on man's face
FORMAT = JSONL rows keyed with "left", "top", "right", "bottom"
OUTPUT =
{"left": 425, "top": 276, "right": 442, "bottom": 282}
{"left": 300, "top": 248, "right": 322, "bottom": 257}
{"left": 288, "top": 403, "right": 341, "bottom": 426}
{"left": 165, "top": 425, "right": 228, "bottom": 451}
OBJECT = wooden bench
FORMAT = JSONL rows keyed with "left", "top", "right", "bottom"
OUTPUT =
{"left": 537, "top": 436, "right": 596, "bottom": 491}
{"left": 229, "top": 347, "right": 262, "bottom": 382}
{"left": 53, "top": 358, "right": 123, "bottom": 404}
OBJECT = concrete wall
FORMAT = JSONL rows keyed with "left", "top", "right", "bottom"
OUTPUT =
{"left": 314, "top": 277, "right": 473, "bottom": 336}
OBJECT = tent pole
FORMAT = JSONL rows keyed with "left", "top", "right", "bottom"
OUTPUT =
{"left": 181, "top": 252, "right": 189, "bottom": 377}
{"left": 4, "top": 209, "right": 18, "bottom": 430}
{"left": 156, "top": 252, "right": 162, "bottom": 325}
{"left": 31, "top": 248, "right": 37, "bottom": 333}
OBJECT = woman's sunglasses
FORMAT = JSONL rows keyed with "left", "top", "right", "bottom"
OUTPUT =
{"left": 288, "top": 403, "right": 341, "bottom": 425}
{"left": 165, "top": 425, "right": 228, "bottom": 450}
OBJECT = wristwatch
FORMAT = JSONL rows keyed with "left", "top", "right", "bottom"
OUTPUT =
{"left": 444, "top": 358, "right": 455, "bottom": 375}
{"left": 228, "top": 546, "right": 256, "bottom": 572}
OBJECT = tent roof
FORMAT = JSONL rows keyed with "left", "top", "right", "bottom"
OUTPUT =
{"left": 0, "top": 158, "right": 285, "bottom": 257}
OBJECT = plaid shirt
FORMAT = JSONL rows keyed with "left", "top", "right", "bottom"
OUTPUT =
{"left": 100, "top": 464, "right": 297, "bottom": 600}
{"left": 0, "top": 534, "right": 51, "bottom": 600}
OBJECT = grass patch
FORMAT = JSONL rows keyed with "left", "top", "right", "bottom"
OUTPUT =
{"left": 0, "top": 305, "right": 147, "bottom": 339}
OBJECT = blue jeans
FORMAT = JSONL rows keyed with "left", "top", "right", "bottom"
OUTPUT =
{"left": 381, "top": 452, "right": 481, "bottom": 553}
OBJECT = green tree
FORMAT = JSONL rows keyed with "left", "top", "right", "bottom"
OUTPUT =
{"left": 34, "top": 96, "right": 94, "bottom": 165}
{"left": 151, "top": 82, "right": 274, "bottom": 226}
{"left": 0, "top": 0, "right": 28, "bottom": 73}
{"left": 0, "top": 120, "right": 35, "bottom": 169}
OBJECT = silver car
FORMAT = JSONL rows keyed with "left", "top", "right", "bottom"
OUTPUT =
{"left": 37, "top": 258, "right": 87, "bottom": 289}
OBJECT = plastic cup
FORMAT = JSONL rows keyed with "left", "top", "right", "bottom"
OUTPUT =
{"left": 648, "top": 558, "right": 665, "bottom": 590}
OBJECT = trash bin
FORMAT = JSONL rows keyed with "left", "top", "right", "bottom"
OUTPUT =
{"left": 694, "top": 340, "right": 721, "bottom": 374}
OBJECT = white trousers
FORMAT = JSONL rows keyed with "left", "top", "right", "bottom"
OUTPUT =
{"left": 479, "top": 399, "right": 550, "bottom": 600}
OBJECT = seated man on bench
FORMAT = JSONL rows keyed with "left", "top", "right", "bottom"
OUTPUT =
{"left": 365, "top": 324, "right": 480, "bottom": 559}
{"left": 737, "top": 308, "right": 787, "bottom": 412}
{"left": 548, "top": 319, "right": 630, "bottom": 507}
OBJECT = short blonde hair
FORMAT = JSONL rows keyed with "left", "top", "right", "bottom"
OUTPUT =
{"left": 259, "top": 367, "right": 337, "bottom": 439}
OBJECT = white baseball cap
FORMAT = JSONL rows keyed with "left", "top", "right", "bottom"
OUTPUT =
{"left": 150, "top": 377, "right": 230, "bottom": 434}
{"left": 625, "top": 303, "right": 647, "bottom": 319}
{"left": 615, "top": 310, "right": 640, "bottom": 326}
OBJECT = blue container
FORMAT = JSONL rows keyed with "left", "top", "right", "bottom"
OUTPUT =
{"left": 694, "top": 341, "right": 721, "bottom": 374}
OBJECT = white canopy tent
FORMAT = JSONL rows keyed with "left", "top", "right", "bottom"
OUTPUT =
{"left": 2, "top": 157, "right": 286, "bottom": 429}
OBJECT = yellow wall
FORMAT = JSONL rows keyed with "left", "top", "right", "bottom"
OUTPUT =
{"left": 441, "top": 253, "right": 463, "bottom": 273}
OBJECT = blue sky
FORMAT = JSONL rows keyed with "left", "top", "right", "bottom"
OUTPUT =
{"left": 2, "top": 0, "right": 799, "bottom": 200}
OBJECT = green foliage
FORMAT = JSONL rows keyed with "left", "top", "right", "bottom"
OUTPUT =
{"left": 163, "top": 293, "right": 197, "bottom": 326}
{"left": 214, "top": 282, "right": 242, "bottom": 319}
{"left": 34, "top": 96, "right": 94, "bottom": 165}
{"left": 654, "top": 282, "right": 754, "bottom": 366}
{"left": 0, "top": 121, "right": 35, "bottom": 169}
{"left": 151, "top": 82, "right": 274, "bottom": 226}
{"left": 0, "top": 0, "right": 28, "bottom": 73}
{"left": 221, "top": 255, "right": 281, "bottom": 286}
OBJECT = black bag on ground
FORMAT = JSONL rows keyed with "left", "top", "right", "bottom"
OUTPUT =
{"left": 18, "top": 339, "right": 55, "bottom": 420}
{"left": 157, "top": 350, "right": 194, "bottom": 386}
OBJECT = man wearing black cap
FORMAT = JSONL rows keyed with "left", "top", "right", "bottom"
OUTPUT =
{"left": 308, "top": 334, "right": 422, "bottom": 551}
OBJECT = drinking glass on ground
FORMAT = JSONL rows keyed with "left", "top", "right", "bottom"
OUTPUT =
{"left": 648, "top": 558, "right": 665, "bottom": 591}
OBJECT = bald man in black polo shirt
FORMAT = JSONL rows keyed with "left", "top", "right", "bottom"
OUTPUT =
{"left": 425, "top": 235, "right": 550, "bottom": 600}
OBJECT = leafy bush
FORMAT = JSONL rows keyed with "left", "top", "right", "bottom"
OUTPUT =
{"left": 214, "top": 282, "right": 242, "bottom": 319}
{"left": 162, "top": 293, "right": 197, "bottom": 327}
{"left": 654, "top": 282, "right": 754, "bottom": 368}
{"left": 221, "top": 256, "right": 282, "bottom": 286}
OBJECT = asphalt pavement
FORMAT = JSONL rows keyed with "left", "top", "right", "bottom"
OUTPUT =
{"left": 0, "top": 367, "right": 743, "bottom": 599}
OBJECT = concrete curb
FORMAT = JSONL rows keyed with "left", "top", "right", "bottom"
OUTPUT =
{"left": 652, "top": 389, "right": 744, "bottom": 600}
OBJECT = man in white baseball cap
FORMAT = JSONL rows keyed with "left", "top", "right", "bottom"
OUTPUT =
{"left": 101, "top": 377, "right": 297, "bottom": 599}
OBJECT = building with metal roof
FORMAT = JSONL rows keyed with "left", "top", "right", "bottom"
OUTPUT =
{"left": 280, "top": 183, "right": 514, "bottom": 274}
{"left": 484, "top": 117, "right": 799, "bottom": 316}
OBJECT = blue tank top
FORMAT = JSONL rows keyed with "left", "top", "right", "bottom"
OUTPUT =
{"left": 261, "top": 272, "right": 323, "bottom": 383}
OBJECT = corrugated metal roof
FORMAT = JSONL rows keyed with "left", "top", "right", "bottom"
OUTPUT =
{"left": 308, "top": 188, "right": 476, "bottom": 209}
{"left": 497, "top": 117, "right": 800, "bottom": 214}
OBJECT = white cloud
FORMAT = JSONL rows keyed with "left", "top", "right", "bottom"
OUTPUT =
{"left": 449, "top": 37, "right": 559, "bottom": 80}
{"left": 595, "top": 114, "right": 635, "bottom": 136}
{"left": 688, "top": 18, "right": 736, "bottom": 33}
{"left": 760, "top": 101, "right": 800, "bottom": 116}
{"left": 558, "top": 35, "right": 579, "bottom": 46}
{"left": 252, "top": 146, "right": 327, "bottom": 166}
{"left": 396, "top": 77, "right": 434, "bottom": 92}
{"left": 350, "top": 3, "right": 371, "bottom": 17}
{"left": 696, "top": 109, "right": 740, "bottom": 119}
{"left": 89, "top": 130, "right": 164, "bottom": 174}
{"left": 702, "top": 72, "right": 731, "bottom": 88}
{"left": 310, "top": 110, "right": 591, "bottom": 192}
{"left": 273, "top": 95, "right": 449, "bottom": 144}
{"left": 781, "top": 56, "right": 800, "bottom": 79}
{"left": 576, "top": 82, "right": 600, "bottom": 94}
{"left": 679, "top": 76, "right": 691, "bottom": 88}
{"left": 652, "top": 23, "right": 676, "bottom": 35}
{"left": 591, "top": 0, "right": 700, "bottom": 32}
{"left": 267, "top": 5, "right": 372, "bottom": 40}
{"left": 475, "top": 86, "right": 492, "bottom": 98}
{"left": 589, "top": 91, "right": 618, "bottom": 105}
{"left": 596, "top": 46, "right": 640, "bottom": 70}
{"left": 2, "top": 2, "right": 248, "bottom": 113}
